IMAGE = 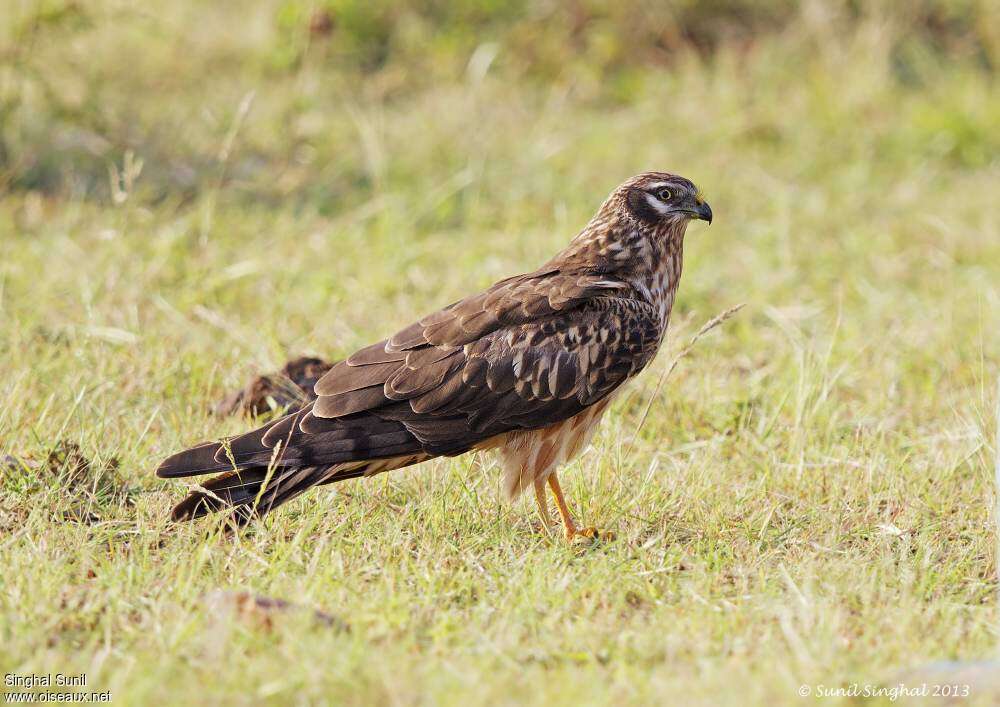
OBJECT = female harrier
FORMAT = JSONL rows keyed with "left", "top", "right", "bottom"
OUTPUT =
{"left": 157, "top": 172, "right": 712, "bottom": 540}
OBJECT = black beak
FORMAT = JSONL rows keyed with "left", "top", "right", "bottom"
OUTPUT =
{"left": 695, "top": 201, "right": 713, "bottom": 224}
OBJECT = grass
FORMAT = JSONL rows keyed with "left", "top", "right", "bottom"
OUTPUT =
{"left": 1, "top": 2, "right": 999, "bottom": 704}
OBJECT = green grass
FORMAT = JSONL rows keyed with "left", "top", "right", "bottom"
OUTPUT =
{"left": 1, "top": 2, "right": 999, "bottom": 705}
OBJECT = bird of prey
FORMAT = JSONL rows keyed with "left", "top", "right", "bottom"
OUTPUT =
{"left": 157, "top": 172, "right": 712, "bottom": 540}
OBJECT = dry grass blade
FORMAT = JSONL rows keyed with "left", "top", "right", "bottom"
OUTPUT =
{"left": 626, "top": 303, "right": 745, "bottom": 453}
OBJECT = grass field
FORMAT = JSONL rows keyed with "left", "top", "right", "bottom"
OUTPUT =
{"left": 2, "top": 2, "right": 999, "bottom": 704}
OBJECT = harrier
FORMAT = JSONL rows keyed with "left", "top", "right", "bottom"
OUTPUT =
{"left": 157, "top": 172, "right": 712, "bottom": 540}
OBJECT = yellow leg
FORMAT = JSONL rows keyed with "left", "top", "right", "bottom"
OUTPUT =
{"left": 547, "top": 473, "right": 614, "bottom": 542}
{"left": 547, "top": 473, "right": 578, "bottom": 538}
{"left": 533, "top": 477, "right": 553, "bottom": 533}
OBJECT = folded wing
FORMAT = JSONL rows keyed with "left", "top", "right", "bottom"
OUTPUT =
{"left": 157, "top": 268, "right": 661, "bottom": 522}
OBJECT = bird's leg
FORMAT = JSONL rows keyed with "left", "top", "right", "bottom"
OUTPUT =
{"left": 547, "top": 472, "right": 614, "bottom": 542}
{"left": 547, "top": 473, "right": 580, "bottom": 538}
{"left": 533, "top": 477, "right": 553, "bottom": 534}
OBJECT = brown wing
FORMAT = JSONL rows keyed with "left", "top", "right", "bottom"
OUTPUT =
{"left": 159, "top": 271, "right": 659, "bottom": 475}
{"left": 295, "top": 269, "right": 661, "bottom": 455}
{"left": 157, "top": 270, "right": 662, "bottom": 522}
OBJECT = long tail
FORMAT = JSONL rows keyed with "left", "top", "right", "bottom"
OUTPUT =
{"left": 166, "top": 461, "right": 368, "bottom": 526}
{"left": 157, "top": 406, "right": 428, "bottom": 526}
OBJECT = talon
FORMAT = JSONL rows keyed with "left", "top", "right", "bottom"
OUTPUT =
{"left": 570, "top": 526, "right": 615, "bottom": 543}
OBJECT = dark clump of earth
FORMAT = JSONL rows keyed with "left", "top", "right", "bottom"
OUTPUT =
{"left": 1, "top": 440, "right": 133, "bottom": 526}
{"left": 213, "top": 356, "right": 334, "bottom": 417}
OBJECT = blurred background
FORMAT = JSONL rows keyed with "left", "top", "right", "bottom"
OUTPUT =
{"left": 2, "top": 1, "right": 996, "bottom": 202}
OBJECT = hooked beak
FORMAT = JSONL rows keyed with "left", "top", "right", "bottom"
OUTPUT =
{"left": 694, "top": 200, "right": 713, "bottom": 224}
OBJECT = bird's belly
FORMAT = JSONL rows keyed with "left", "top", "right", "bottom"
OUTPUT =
{"left": 494, "top": 395, "right": 615, "bottom": 500}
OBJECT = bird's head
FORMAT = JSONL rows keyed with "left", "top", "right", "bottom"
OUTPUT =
{"left": 617, "top": 172, "right": 712, "bottom": 228}
{"left": 559, "top": 171, "right": 712, "bottom": 271}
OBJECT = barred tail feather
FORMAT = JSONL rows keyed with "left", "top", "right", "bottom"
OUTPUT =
{"left": 158, "top": 404, "right": 432, "bottom": 524}
{"left": 170, "top": 464, "right": 367, "bottom": 525}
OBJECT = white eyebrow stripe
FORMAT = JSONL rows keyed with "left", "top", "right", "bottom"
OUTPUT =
{"left": 646, "top": 181, "right": 672, "bottom": 191}
{"left": 644, "top": 193, "right": 671, "bottom": 214}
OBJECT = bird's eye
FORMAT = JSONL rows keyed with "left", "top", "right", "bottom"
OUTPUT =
{"left": 656, "top": 188, "right": 672, "bottom": 201}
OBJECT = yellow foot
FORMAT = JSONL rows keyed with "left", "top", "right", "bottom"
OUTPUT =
{"left": 568, "top": 526, "right": 616, "bottom": 543}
